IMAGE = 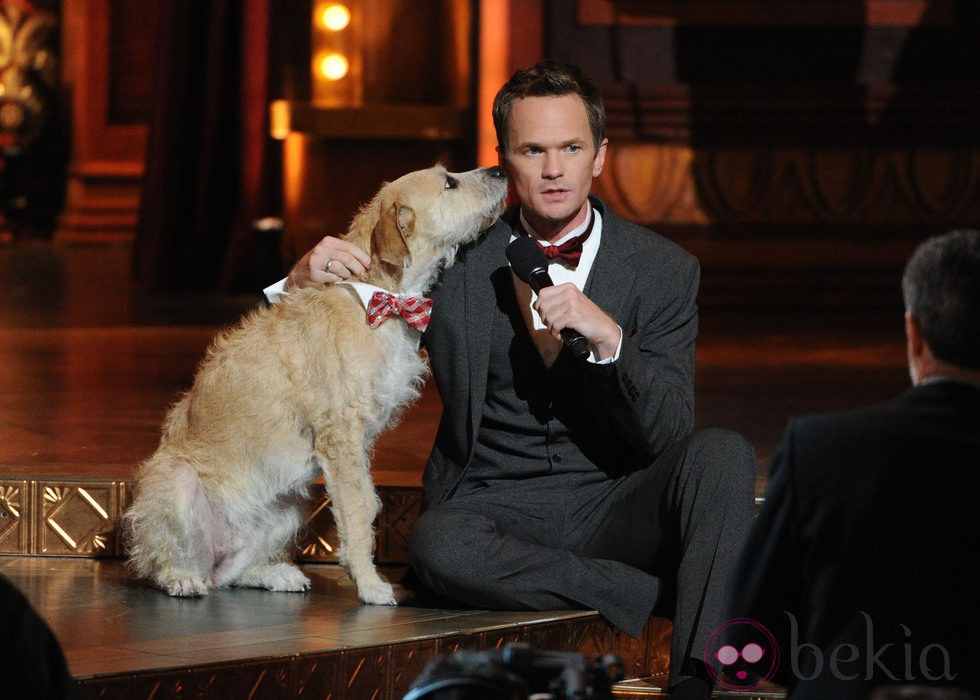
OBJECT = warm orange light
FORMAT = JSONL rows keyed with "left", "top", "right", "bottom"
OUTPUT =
{"left": 318, "top": 3, "right": 351, "bottom": 31}
{"left": 269, "top": 99, "right": 290, "bottom": 140}
{"left": 316, "top": 52, "right": 349, "bottom": 81}
{"left": 478, "top": 0, "right": 510, "bottom": 166}
{"left": 310, "top": 1, "right": 361, "bottom": 106}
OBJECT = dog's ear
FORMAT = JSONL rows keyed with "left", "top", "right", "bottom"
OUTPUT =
{"left": 372, "top": 202, "right": 414, "bottom": 269}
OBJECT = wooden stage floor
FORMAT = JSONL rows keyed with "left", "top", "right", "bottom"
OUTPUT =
{"left": 0, "top": 241, "right": 909, "bottom": 697}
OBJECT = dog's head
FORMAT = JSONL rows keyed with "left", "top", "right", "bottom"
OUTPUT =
{"left": 347, "top": 165, "right": 507, "bottom": 292}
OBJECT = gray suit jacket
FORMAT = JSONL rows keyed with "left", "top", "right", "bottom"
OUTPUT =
{"left": 420, "top": 196, "right": 700, "bottom": 510}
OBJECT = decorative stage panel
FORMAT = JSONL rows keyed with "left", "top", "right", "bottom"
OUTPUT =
{"left": 73, "top": 617, "right": 657, "bottom": 700}
{"left": 37, "top": 482, "right": 122, "bottom": 556}
{"left": 0, "top": 476, "right": 421, "bottom": 566}
{"left": 0, "top": 480, "right": 30, "bottom": 554}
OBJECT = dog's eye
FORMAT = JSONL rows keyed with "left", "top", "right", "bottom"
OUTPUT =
{"left": 444, "top": 176, "right": 459, "bottom": 190}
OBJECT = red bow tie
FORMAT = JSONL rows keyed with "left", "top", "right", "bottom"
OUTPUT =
{"left": 367, "top": 291, "right": 433, "bottom": 332}
{"left": 524, "top": 208, "right": 595, "bottom": 268}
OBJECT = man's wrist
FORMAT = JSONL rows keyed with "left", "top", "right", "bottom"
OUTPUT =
{"left": 589, "top": 324, "right": 623, "bottom": 364}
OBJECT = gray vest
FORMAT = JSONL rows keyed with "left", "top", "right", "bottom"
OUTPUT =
{"left": 463, "top": 271, "right": 630, "bottom": 486}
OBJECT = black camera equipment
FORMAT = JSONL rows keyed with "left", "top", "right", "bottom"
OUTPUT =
{"left": 402, "top": 642, "right": 624, "bottom": 699}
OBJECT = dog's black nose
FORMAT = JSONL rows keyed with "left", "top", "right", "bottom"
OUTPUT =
{"left": 485, "top": 166, "right": 505, "bottom": 179}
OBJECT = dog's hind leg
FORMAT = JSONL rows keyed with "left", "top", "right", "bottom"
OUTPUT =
{"left": 320, "top": 438, "right": 411, "bottom": 605}
{"left": 218, "top": 502, "right": 311, "bottom": 592}
{"left": 126, "top": 460, "right": 215, "bottom": 597}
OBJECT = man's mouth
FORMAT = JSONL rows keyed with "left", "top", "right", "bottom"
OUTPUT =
{"left": 541, "top": 187, "right": 569, "bottom": 200}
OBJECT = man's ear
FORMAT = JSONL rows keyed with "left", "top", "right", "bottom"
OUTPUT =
{"left": 905, "top": 310, "right": 931, "bottom": 385}
{"left": 372, "top": 202, "right": 413, "bottom": 268}
{"left": 905, "top": 311, "right": 925, "bottom": 359}
{"left": 592, "top": 138, "right": 609, "bottom": 178}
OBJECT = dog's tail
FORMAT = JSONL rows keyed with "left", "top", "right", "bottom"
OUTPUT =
{"left": 121, "top": 456, "right": 215, "bottom": 582}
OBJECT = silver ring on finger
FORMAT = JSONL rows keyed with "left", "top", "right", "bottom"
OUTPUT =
{"left": 324, "top": 259, "right": 335, "bottom": 273}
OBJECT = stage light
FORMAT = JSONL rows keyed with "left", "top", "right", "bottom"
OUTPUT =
{"left": 316, "top": 52, "right": 349, "bottom": 81}
{"left": 311, "top": 1, "right": 361, "bottom": 107}
{"left": 318, "top": 3, "right": 350, "bottom": 31}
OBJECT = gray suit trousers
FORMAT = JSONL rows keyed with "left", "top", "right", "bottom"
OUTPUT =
{"left": 409, "top": 427, "right": 756, "bottom": 685}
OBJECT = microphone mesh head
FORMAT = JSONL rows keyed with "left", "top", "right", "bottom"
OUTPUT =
{"left": 506, "top": 236, "right": 548, "bottom": 283}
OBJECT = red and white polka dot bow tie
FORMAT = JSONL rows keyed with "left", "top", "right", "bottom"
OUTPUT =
{"left": 367, "top": 291, "right": 433, "bottom": 332}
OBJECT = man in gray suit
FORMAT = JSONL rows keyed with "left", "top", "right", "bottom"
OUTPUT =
{"left": 280, "top": 62, "right": 756, "bottom": 699}
{"left": 725, "top": 229, "right": 980, "bottom": 697}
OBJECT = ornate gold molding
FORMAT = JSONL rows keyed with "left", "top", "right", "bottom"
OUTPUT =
{"left": 595, "top": 144, "right": 980, "bottom": 225}
{"left": 0, "top": 476, "right": 421, "bottom": 565}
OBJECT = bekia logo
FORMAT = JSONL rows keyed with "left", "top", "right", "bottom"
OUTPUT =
{"left": 703, "top": 618, "right": 780, "bottom": 690}
{"left": 705, "top": 613, "right": 959, "bottom": 689}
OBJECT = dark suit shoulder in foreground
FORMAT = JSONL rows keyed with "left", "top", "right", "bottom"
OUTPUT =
{"left": 727, "top": 381, "right": 980, "bottom": 697}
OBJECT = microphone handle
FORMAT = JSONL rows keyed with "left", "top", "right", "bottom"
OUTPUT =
{"left": 527, "top": 269, "right": 591, "bottom": 360}
{"left": 560, "top": 328, "right": 591, "bottom": 360}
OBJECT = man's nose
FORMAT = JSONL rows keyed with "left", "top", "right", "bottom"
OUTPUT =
{"left": 542, "top": 151, "right": 562, "bottom": 179}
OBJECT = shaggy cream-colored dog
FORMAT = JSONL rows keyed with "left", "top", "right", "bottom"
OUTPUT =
{"left": 123, "top": 165, "right": 507, "bottom": 605}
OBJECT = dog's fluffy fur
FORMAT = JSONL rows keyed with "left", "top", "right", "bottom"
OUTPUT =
{"left": 123, "top": 165, "right": 506, "bottom": 605}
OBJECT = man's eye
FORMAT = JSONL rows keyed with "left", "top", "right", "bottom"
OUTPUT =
{"left": 525, "top": 147, "right": 542, "bottom": 156}
{"left": 444, "top": 176, "right": 459, "bottom": 189}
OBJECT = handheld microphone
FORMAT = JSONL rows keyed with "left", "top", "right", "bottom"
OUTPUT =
{"left": 505, "top": 236, "right": 591, "bottom": 360}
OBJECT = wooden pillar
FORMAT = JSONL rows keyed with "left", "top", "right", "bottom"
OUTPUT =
{"left": 58, "top": 0, "right": 156, "bottom": 243}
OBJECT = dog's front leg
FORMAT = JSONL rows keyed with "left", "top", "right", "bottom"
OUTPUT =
{"left": 320, "top": 436, "right": 411, "bottom": 605}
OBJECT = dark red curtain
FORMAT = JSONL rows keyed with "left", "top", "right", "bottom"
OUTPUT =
{"left": 132, "top": 0, "right": 280, "bottom": 292}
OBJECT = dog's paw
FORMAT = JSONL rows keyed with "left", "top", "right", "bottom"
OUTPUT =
{"left": 161, "top": 575, "right": 210, "bottom": 597}
{"left": 269, "top": 563, "right": 313, "bottom": 592}
{"left": 356, "top": 579, "right": 412, "bottom": 606}
{"left": 237, "top": 563, "right": 312, "bottom": 592}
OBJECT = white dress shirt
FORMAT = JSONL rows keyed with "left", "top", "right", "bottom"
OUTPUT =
{"left": 512, "top": 204, "right": 622, "bottom": 364}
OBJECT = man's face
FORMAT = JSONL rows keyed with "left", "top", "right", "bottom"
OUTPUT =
{"left": 499, "top": 94, "right": 607, "bottom": 242}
